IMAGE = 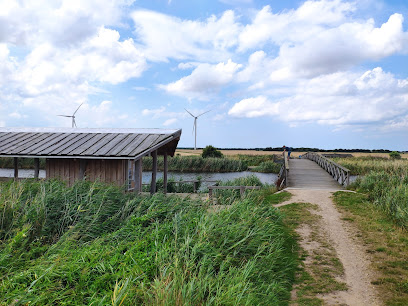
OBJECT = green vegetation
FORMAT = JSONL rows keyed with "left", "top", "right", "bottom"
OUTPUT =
{"left": 142, "top": 177, "right": 202, "bottom": 193}
{"left": 333, "top": 192, "right": 408, "bottom": 305}
{"left": 0, "top": 179, "right": 297, "bottom": 305}
{"left": 143, "top": 155, "right": 248, "bottom": 172}
{"left": 390, "top": 151, "right": 402, "bottom": 159}
{"left": 202, "top": 145, "right": 223, "bottom": 158}
{"left": 333, "top": 156, "right": 408, "bottom": 175}
{"left": 252, "top": 161, "right": 282, "bottom": 173}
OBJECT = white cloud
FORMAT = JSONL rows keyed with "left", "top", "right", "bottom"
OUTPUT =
{"left": 160, "top": 59, "right": 242, "bottom": 100}
{"left": 131, "top": 9, "right": 241, "bottom": 62}
{"left": 163, "top": 118, "right": 178, "bottom": 126}
{"left": 229, "top": 68, "right": 408, "bottom": 130}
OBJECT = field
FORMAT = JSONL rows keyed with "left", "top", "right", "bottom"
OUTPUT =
{"left": 0, "top": 178, "right": 297, "bottom": 305}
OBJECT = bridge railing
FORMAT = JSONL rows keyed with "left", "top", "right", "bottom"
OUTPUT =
{"left": 304, "top": 152, "right": 350, "bottom": 186}
{"left": 277, "top": 151, "right": 289, "bottom": 189}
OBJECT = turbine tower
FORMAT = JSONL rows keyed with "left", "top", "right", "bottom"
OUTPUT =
{"left": 185, "top": 109, "right": 211, "bottom": 150}
{"left": 58, "top": 103, "right": 83, "bottom": 128}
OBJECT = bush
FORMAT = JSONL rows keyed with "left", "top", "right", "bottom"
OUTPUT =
{"left": 202, "top": 145, "right": 223, "bottom": 158}
{"left": 389, "top": 151, "right": 401, "bottom": 160}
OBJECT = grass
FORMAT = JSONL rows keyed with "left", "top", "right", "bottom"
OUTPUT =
{"left": 0, "top": 179, "right": 298, "bottom": 305}
{"left": 279, "top": 202, "right": 347, "bottom": 304}
{"left": 333, "top": 156, "right": 408, "bottom": 175}
{"left": 333, "top": 191, "right": 408, "bottom": 305}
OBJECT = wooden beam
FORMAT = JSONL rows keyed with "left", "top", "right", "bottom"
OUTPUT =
{"left": 163, "top": 152, "right": 168, "bottom": 194}
{"left": 134, "top": 159, "right": 142, "bottom": 194}
{"left": 34, "top": 158, "right": 40, "bottom": 180}
{"left": 150, "top": 150, "right": 157, "bottom": 195}
{"left": 13, "top": 157, "right": 18, "bottom": 181}
{"left": 79, "top": 159, "right": 87, "bottom": 180}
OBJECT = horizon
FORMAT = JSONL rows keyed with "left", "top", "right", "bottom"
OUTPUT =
{"left": 1, "top": 0, "right": 407, "bottom": 150}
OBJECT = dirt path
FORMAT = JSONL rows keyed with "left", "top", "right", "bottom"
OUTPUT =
{"left": 276, "top": 189, "right": 381, "bottom": 305}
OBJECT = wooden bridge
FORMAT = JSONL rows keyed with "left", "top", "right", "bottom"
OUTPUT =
{"left": 278, "top": 152, "right": 350, "bottom": 190}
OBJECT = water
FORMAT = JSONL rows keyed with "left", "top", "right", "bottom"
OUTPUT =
{"left": 142, "top": 171, "right": 278, "bottom": 189}
{"left": 0, "top": 168, "right": 46, "bottom": 178}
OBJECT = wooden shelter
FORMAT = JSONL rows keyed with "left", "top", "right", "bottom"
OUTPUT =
{"left": 0, "top": 127, "right": 182, "bottom": 194}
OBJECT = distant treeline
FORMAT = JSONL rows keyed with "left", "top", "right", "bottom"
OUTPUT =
{"left": 178, "top": 147, "right": 399, "bottom": 153}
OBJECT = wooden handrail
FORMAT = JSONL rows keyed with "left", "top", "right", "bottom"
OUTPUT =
{"left": 277, "top": 151, "right": 288, "bottom": 189}
{"left": 304, "top": 152, "right": 350, "bottom": 186}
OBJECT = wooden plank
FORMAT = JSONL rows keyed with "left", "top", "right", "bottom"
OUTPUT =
{"left": 119, "top": 134, "right": 149, "bottom": 156}
{"left": 18, "top": 133, "right": 65, "bottom": 155}
{"left": 31, "top": 133, "right": 70, "bottom": 155}
{"left": 81, "top": 133, "right": 118, "bottom": 156}
{"left": 7, "top": 133, "right": 52, "bottom": 154}
{"left": 129, "top": 134, "right": 161, "bottom": 156}
{"left": 94, "top": 133, "right": 130, "bottom": 156}
{"left": 163, "top": 152, "right": 168, "bottom": 194}
{"left": 108, "top": 133, "right": 139, "bottom": 156}
{"left": 58, "top": 133, "right": 98, "bottom": 155}
{"left": 134, "top": 159, "right": 142, "bottom": 193}
{"left": 0, "top": 133, "right": 38, "bottom": 153}
{"left": 34, "top": 158, "right": 40, "bottom": 179}
{"left": 68, "top": 133, "right": 106, "bottom": 155}
{"left": 38, "top": 133, "right": 79, "bottom": 155}
{"left": 47, "top": 133, "right": 87, "bottom": 155}
{"left": 150, "top": 150, "right": 157, "bottom": 194}
{"left": 14, "top": 157, "right": 18, "bottom": 180}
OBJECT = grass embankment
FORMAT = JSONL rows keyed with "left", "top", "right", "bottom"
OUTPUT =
{"left": 142, "top": 155, "right": 281, "bottom": 173}
{"left": 329, "top": 157, "right": 408, "bottom": 303}
{"left": 334, "top": 157, "right": 408, "bottom": 228}
{"left": 0, "top": 179, "right": 297, "bottom": 305}
{"left": 333, "top": 192, "right": 408, "bottom": 304}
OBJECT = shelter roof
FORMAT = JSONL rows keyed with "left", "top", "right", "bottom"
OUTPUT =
{"left": 0, "top": 127, "right": 181, "bottom": 160}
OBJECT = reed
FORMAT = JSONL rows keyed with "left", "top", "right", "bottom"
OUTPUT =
{"left": 332, "top": 157, "right": 408, "bottom": 175}
{"left": 0, "top": 179, "right": 296, "bottom": 304}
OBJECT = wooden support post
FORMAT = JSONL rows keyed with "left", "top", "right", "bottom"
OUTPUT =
{"left": 134, "top": 159, "right": 142, "bottom": 194}
{"left": 34, "top": 158, "right": 40, "bottom": 180}
{"left": 240, "top": 186, "right": 245, "bottom": 198}
{"left": 150, "top": 150, "right": 158, "bottom": 195}
{"left": 194, "top": 181, "right": 198, "bottom": 193}
{"left": 14, "top": 157, "right": 18, "bottom": 181}
{"left": 163, "top": 152, "right": 168, "bottom": 195}
{"left": 79, "top": 160, "right": 87, "bottom": 180}
{"left": 209, "top": 187, "right": 213, "bottom": 202}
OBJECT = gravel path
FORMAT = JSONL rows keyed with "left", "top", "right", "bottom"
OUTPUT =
{"left": 277, "top": 189, "right": 381, "bottom": 305}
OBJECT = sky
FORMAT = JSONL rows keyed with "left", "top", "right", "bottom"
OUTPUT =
{"left": 1, "top": 0, "right": 408, "bottom": 150}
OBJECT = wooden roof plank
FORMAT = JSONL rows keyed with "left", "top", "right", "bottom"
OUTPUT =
{"left": 31, "top": 133, "right": 71, "bottom": 155}
{"left": 0, "top": 133, "right": 41, "bottom": 154}
{"left": 128, "top": 134, "right": 162, "bottom": 156}
{"left": 38, "top": 133, "right": 80, "bottom": 155}
{"left": 107, "top": 133, "right": 140, "bottom": 156}
{"left": 118, "top": 134, "right": 149, "bottom": 156}
{"left": 94, "top": 133, "right": 130, "bottom": 156}
{"left": 58, "top": 133, "right": 99, "bottom": 155}
{"left": 8, "top": 133, "right": 53, "bottom": 154}
{"left": 68, "top": 133, "right": 107, "bottom": 155}
{"left": 19, "top": 133, "right": 68, "bottom": 155}
{"left": 81, "top": 133, "right": 119, "bottom": 156}
{"left": 52, "top": 133, "right": 90, "bottom": 155}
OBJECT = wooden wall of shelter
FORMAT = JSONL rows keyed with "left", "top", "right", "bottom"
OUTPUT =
{"left": 46, "top": 158, "right": 128, "bottom": 187}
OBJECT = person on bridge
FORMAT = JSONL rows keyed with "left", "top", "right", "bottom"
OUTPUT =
{"left": 283, "top": 146, "right": 292, "bottom": 160}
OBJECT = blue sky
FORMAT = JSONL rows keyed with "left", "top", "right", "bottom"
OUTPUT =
{"left": 1, "top": 0, "right": 408, "bottom": 150}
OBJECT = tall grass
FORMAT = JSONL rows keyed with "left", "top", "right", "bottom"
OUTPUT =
{"left": 143, "top": 155, "right": 248, "bottom": 172}
{"left": 353, "top": 170, "right": 408, "bottom": 229}
{"left": 0, "top": 179, "right": 296, "bottom": 304}
{"left": 333, "top": 156, "right": 408, "bottom": 175}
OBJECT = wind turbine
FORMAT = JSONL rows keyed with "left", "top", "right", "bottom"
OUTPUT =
{"left": 58, "top": 103, "right": 83, "bottom": 128}
{"left": 185, "top": 109, "right": 211, "bottom": 150}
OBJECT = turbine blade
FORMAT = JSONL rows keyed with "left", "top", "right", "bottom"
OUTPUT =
{"left": 197, "top": 110, "right": 211, "bottom": 117}
{"left": 57, "top": 115, "right": 72, "bottom": 117}
{"left": 184, "top": 108, "right": 195, "bottom": 117}
{"left": 73, "top": 118, "right": 77, "bottom": 128}
{"left": 73, "top": 103, "right": 83, "bottom": 116}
